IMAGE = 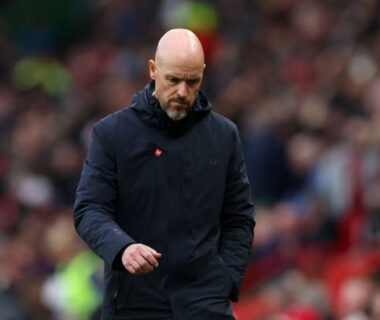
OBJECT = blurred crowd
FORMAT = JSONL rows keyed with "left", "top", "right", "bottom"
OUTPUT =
{"left": 0, "top": 0, "right": 380, "bottom": 319}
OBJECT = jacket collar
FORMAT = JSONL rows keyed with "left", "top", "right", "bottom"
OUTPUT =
{"left": 130, "top": 81, "right": 212, "bottom": 135}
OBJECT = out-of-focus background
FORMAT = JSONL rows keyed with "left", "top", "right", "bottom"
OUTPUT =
{"left": 0, "top": 0, "right": 380, "bottom": 319}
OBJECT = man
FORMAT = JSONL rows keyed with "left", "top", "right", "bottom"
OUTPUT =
{"left": 74, "top": 28, "right": 255, "bottom": 320}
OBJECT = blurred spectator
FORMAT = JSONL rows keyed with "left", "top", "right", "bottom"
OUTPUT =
{"left": 41, "top": 213, "right": 102, "bottom": 320}
{"left": 0, "top": 0, "right": 379, "bottom": 319}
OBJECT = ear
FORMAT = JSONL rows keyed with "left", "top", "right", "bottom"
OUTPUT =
{"left": 149, "top": 59, "right": 156, "bottom": 80}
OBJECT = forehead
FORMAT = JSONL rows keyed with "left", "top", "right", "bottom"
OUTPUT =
{"left": 159, "top": 63, "right": 204, "bottom": 79}
{"left": 156, "top": 53, "right": 204, "bottom": 77}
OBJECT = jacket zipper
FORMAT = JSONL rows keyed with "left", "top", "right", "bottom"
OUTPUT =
{"left": 112, "top": 272, "right": 121, "bottom": 318}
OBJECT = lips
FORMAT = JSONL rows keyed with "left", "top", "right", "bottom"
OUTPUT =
{"left": 171, "top": 100, "right": 189, "bottom": 108}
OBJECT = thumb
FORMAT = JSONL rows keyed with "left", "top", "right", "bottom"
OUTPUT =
{"left": 153, "top": 251, "right": 162, "bottom": 258}
{"left": 150, "top": 249, "right": 162, "bottom": 258}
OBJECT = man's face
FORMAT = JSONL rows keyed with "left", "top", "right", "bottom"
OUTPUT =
{"left": 149, "top": 59, "right": 204, "bottom": 121}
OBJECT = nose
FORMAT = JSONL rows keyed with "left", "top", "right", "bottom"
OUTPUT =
{"left": 177, "top": 82, "right": 188, "bottom": 98}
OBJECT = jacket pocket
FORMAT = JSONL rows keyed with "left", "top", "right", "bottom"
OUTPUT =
{"left": 216, "top": 255, "right": 234, "bottom": 292}
{"left": 112, "top": 272, "right": 121, "bottom": 315}
{"left": 111, "top": 271, "right": 133, "bottom": 315}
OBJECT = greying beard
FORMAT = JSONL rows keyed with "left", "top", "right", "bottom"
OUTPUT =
{"left": 164, "top": 108, "right": 188, "bottom": 121}
{"left": 153, "top": 91, "right": 189, "bottom": 121}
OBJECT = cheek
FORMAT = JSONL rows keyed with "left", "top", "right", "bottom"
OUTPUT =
{"left": 189, "top": 88, "right": 199, "bottom": 99}
{"left": 155, "top": 87, "right": 174, "bottom": 103}
{"left": 164, "top": 87, "right": 178, "bottom": 99}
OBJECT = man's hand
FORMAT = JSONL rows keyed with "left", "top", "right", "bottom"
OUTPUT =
{"left": 121, "top": 243, "right": 162, "bottom": 275}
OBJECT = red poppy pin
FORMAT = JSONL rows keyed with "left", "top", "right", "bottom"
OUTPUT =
{"left": 154, "top": 148, "right": 163, "bottom": 157}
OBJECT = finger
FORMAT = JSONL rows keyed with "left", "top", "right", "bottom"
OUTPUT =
{"left": 143, "top": 247, "right": 163, "bottom": 265}
{"left": 122, "top": 244, "right": 161, "bottom": 272}
{"left": 135, "top": 254, "right": 154, "bottom": 273}
{"left": 146, "top": 247, "right": 162, "bottom": 259}
{"left": 152, "top": 251, "right": 162, "bottom": 258}
{"left": 125, "top": 259, "right": 139, "bottom": 274}
{"left": 126, "top": 257, "right": 153, "bottom": 274}
{"left": 141, "top": 251, "right": 160, "bottom": 268}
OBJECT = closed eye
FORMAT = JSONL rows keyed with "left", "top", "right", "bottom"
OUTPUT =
{"left": 167, "top": 76, "right": 180, "bottom": 84}
{"left": 186, "top": 78, "right": 201, "bottom": 86}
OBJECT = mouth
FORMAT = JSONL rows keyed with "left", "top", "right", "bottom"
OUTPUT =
{"left": 171, "top": 100, "right": 189, "bottom": 108}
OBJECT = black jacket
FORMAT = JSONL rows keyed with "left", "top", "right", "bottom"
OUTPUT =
{"left": 74, "top": 81, "right": 255, "bottom": 319}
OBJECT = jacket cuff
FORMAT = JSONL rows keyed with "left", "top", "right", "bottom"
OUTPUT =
{"left": 110, "top": 241, "right": 136, "bottom": 271}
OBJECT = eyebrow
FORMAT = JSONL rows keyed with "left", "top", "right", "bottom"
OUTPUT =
{"left": 165, "top": 75, "right": 201, "bottom": 82}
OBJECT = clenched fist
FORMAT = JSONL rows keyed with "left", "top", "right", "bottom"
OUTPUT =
{"left": 121, "top": 243, "right": 162, "bottom": 275}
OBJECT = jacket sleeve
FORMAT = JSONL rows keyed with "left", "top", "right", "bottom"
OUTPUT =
{"left": 219, "top": 125, "right": 255, "bottom": 302}
{"left": 73, "top": 124, "right": 135, "bottom": 269}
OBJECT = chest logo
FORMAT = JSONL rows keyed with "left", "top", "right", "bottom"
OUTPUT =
{"left": 154, "top": 148, "right": 163, "bottom": 157}
{"left": 210, "top": 158, "right": 217, "bottom": 165}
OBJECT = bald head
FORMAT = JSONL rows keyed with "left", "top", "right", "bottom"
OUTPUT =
{"left": 149, "top": 29, "right": 206, "bottom": 121}
{"left": 155, "top": 28, "right": 205, "bottom": 68}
